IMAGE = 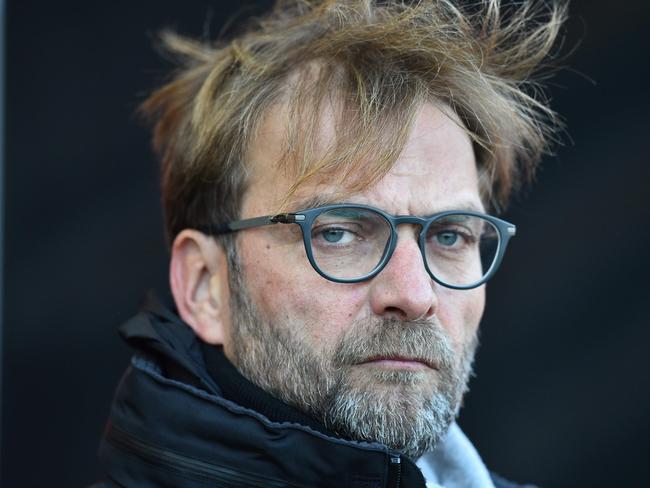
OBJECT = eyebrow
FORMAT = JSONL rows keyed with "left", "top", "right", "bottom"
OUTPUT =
{"left": 287, "top": 194, "right": 341, "bottom": 212}
{"left": 427, "top": 201, "right": 486, "bottom": 215}
{"left": 287, "top": 196, "right": 486, "bottom": 216}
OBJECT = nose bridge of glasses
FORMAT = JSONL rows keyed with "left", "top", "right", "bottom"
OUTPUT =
{"left": 393, "top": 215, "right": 428, "bottom": 226}
{"left": 387, "top": 216, "right": 429, "bottom": 266}
{"left": 376, "top": 219, "right": 431, "bottom": 289}
{"left": 391, "top": 215, "right": 428, "bottom": 240}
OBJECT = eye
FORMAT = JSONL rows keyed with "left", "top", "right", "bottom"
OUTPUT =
{"left": 427, "top": 225, "right": 476, "bottom": 251}
{"left": 315, "top": 227, "right": 356, "bottom": 245}
{"left": 436, "top": 231, "right": 459, "bottom": 247}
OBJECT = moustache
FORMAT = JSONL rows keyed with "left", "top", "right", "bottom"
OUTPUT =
{"left": 331, "top": 317, "right": 456, "bottom": 372}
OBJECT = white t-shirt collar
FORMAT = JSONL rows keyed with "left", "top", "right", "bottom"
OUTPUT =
{"left": 415, "top": 422, "right": 495, "bottom": 488}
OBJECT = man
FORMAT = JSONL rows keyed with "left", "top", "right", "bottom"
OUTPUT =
{"left": 96, "top": 1, "right": 565, "bottom": 486}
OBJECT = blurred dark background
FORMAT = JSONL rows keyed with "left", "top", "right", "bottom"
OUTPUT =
{"left": 2, "top": 0, "right": 649, "bottom": 486}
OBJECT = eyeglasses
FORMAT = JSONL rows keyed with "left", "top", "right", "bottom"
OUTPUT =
{"left": 201, "top": 204, "right": 516, "bottom": 290}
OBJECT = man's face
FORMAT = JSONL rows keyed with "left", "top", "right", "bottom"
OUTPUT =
{"left": 222, "top": 102, "right": 485, "bottom": 458}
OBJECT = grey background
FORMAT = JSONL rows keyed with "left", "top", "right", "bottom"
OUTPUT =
{"left": 2, "top": 1, "right": 649, "bottom": 486}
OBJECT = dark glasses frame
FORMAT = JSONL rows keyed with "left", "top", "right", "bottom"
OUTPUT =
{"left": 199, "top": 203, "right": 516, "bottom": 290}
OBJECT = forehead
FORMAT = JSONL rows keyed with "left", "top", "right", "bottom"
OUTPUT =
{"left": 242, "top": 101, "right": 480, "bottom": 216}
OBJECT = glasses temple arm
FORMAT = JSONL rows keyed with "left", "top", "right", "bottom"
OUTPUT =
{"left": 201, "top": 213, "right": 304, "bottom": 235}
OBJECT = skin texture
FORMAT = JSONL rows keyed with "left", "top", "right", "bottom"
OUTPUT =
{"left": 232, "top": 101, "right": 485, "bottom": 358}
{"left": 170, "top": 101, "right": 486, "bottom": 454}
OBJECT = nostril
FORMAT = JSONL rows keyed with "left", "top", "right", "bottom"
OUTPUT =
{"left": 419, "top": 306, "right": 435, "bottom": 320}
{"left": 383, "top": 306, "right": 407, "bottom": 321}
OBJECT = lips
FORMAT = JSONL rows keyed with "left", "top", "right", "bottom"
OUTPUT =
{"left": 357, "top": 355, "right": 437, "bottom": 370}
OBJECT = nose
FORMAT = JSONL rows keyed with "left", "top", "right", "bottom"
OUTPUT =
{"left": 368, "top": 228, "right": 437, "bottom": 321}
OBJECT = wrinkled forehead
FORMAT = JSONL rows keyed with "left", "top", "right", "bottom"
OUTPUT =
{"left": 242, "top": 94, "right": 478, "bottom": 217}
{"left": 242, "top": 79, "right": 475, "bottom": 215}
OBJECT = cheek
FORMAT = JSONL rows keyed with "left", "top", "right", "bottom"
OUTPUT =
{"left": 436, "top": 286, "right": 485, "bottom": 350}
{"left": 238, "top": 234, "right": 367, "bottom": 347}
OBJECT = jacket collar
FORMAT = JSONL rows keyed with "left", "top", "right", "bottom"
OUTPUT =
{"left": 99, "top": 292, "right": 426, "bottom": 487}
{"left": 201, "top": 341, "right": 331, "bottom": 434}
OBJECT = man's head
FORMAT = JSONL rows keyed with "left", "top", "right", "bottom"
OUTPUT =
{"left": 143, "top": 0, "right": 564, "bottom": 458}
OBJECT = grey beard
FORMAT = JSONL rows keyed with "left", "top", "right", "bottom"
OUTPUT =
{"left": 226, "top": 248, "right": 477, "bottom": 459}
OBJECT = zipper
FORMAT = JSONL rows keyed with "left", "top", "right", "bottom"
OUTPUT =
{"left": 106, "top": 424, "right": 301, "bottom": 487}
{"left": 389, "top": 454, "right": 401, "bottom": 488}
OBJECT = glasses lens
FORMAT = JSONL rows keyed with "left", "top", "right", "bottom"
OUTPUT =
{"left": 424, "top": 214, "right": 500, "bottom": 287}
{"left": 310, "top": 207, "right": 391, "bottom": 280}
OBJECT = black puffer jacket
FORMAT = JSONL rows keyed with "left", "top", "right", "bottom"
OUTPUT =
{"left": 94, "top": 295, "right": 531, "bottom": 488}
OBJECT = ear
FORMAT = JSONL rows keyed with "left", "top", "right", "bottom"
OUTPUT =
{"left": 169, "top": 229, "right": 232, "bottom": 346}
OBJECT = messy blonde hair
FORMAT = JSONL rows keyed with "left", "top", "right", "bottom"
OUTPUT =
{"left": 141, "top": 0, "right": 567, "bottom": 241}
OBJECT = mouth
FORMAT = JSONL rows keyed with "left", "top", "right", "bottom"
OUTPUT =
{"left": 356, "top": 355, "right": 436, "bottom": 371}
